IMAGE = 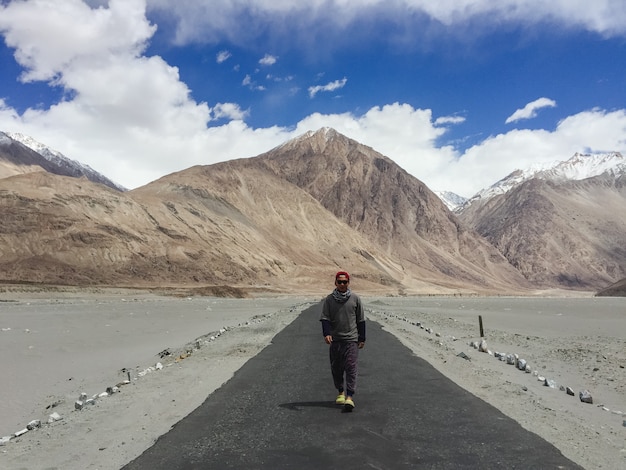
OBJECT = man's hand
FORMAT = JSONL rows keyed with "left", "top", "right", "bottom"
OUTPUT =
{"left": 358, "top": 341, "right": 365, "bottom": 349}
{"left": 324, "top": 335, "right": 333, "bottom": 344}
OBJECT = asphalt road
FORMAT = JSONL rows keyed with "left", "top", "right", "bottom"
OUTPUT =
{"left": 122, "top": 303, "right": 583, "bottom": 469}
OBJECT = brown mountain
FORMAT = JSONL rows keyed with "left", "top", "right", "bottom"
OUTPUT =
{"left": 0, "top": 131, "right": 124, "bottom": 190}
{"left": 254, "top": 128, "right": 528, "bottom": 291}
{"left": 0, "top": 128, "right": 530, "bottom": 296}
{"left": 596, "top": 278, "right": 626, "bottom": 297}
{"left": 458, "top": 173, "right": 626, "bottom": 289}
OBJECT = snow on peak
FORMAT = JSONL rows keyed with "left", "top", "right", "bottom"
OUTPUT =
{"left": 7, "top": 132, "right": 65, "bottom": 160}
{"left": 537, "top": 152, "right": 624, "bottom": 181}
{"left": 4, "top": 131, "right": 126, "bottom": 191}
{"left": 0, "top": 131, "right": 13, "bottom": 145}
{"left": 435, "top": 191, "right": 468, "bottom": 212}
{"left": 278, "top": 127, "right": 341, "bottom": 151}
{"left": 470, "top": 152, "right": 624, "bottom": 204}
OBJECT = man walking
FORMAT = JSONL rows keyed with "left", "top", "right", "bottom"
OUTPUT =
{"left": 320, "top": 271, "right": 366, "bottom": 411}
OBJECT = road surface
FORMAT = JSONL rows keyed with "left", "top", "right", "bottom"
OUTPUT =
{"left": 123, "top": 303, "right": 582, "bottom": 469}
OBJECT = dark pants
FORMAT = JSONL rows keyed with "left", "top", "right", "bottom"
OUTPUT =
{"left": 329, "top": 341, "right": 358, "bottom": 396}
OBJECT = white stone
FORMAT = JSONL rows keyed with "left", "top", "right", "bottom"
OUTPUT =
{"left": 48, "top": 412, "right": 62, "bottom": 423}
{"left": 0, "top": 436, "right": 11, "bottom": 446}
{"left": 26, "top": 420, "right": 41, "bottom": 430}
{"left": 13, "top": 428, "right": 28, "bottom": 437}
{"left": 156, "top": 362, "right": 163, "bottom": 370}
{"left": 544, "top": 379, "right": 557, "bottom": 388}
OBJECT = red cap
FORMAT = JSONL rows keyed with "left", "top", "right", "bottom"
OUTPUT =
{"left": 335, "top": 271, "right": 350, "bottom": 280}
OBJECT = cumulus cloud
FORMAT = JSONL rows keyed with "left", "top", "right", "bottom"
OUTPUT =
{"left": 308, "top": 78, "right": 347, "bottom": 98}
{"left": 242, "top": 74, "right": 265, "bottom": 91}
{"left": 216, "top": 50, "right": 232, "bottom": 63}
{"left": 146, "top": 0, "right": 626, "bottom": 46}
{"left": 443, "top": 108, "right": 626, "bottom": 196}
{"left": 506, "top": 97, "right": 557, "bottom": 124}
{"left": 210, "top": 103, "right": 248, "bottom": 121}
{"left": 259, "top": 54, "right": 277, "bottom": 66}
{"left": 0, "top": 0, "right": 625, "bottom": 199}
{"left": 0, "top": 0, "right": 155, "bottom": 83}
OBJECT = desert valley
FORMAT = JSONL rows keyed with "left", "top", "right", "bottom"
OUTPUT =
{"left": 1, "top": 128, "right": 625, "bottom": 469}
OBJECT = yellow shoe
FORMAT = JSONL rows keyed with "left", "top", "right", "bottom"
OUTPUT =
{"left": 344, "top": 397, "right": 355, "bottom": 410}
{"left": 335, "top": 394, "right": 346, "bottom": 405}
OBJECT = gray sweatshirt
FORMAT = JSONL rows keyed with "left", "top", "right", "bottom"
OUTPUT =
{"left": 320, "top": 293, "right": 366, "bottom": 342}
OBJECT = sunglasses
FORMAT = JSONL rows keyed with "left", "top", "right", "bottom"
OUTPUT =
{"left": 336, "top": 280, "right": 349, "bottom": 285}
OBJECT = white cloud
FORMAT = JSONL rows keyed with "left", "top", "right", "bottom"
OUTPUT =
{"left": 0, "top": 0, "right": 155, "bottom": 82}
{"left": 435, "top": 115, "right": 466, "bottom": 125}
{"left": 210, "top": 103, "right": 248, "bottom": 121}
{"left": 259, "top": 54, "right": 278, "bottom": 66}
{"left": 242, "top": 74, "right": 265, "bottom": 91}
{"left": 146, "top": 0, "right": 626, "bottom": 46}
{"left": 1, "top": 0, "right": 625, "bottom": 200}
{"left": 216, "top": 50, "right": 232, "bottom": 63}
{"left": 506, "top": 97, "right": 557, "bottom": 124}
{"left": 308, "top": 78, "right": 348, "bottom": 98}
{"left": 442, "top": 108, "right": 626, "bottom": 196}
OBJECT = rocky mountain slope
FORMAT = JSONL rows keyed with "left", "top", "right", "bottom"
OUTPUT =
{"left": 1, "top": 128, "right": 623, "bottom": 294}
{"left": 459, "top": 152, "right": 625, "bottom": 212}
{"left": 255, "top": 128, "right": 527, "bottom": 291}
{"left": 0, "top": 129, "right": 530, "bottom": 295}
{"left": 596, "top": 278, "right": 626, "bottom": 297}
{"left": 458, "top": 172, "right": 626, "bottom": 288}
{"left": 0, "top": 132, "right": 124, "bottom": 191}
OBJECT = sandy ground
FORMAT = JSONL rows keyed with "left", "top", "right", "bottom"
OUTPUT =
{"left": 368, "top": 295, "right": 626, "bottom": 470}
{"left": 0, "top": 291, "right": 625, "bottom": 469}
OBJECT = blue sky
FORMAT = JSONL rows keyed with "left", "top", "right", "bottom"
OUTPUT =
{"left": 1, "top": 1, "right": 625, "bottom": 197}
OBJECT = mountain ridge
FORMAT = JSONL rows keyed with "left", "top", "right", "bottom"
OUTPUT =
{"left": 1, "top": 128, "right": 623, "bottom": 294}
{"left": 0, "top": 128, "right": 530, "bottom": 295}
{"left": 1, "top": 132, "right": 126, "bottom": 191}
{"left": 457, "top": 152, "right": 625, "bottom": 213}
{"left": 458, "top": 172, "right": 626, "bottom": 288}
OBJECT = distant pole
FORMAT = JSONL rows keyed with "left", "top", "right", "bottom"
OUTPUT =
{"left": 479, "top": 315, "right": 484, "bottom": 338}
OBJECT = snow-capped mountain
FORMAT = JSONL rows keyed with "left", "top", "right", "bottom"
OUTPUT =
{"left": 435, "top": 190, "right": 468, "bottom": 211}
{"left": 459, "top": 152, "right": 625, "bottom": 212}
{"left": 4, "top": 132, "right": 126, "bottom": 191}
